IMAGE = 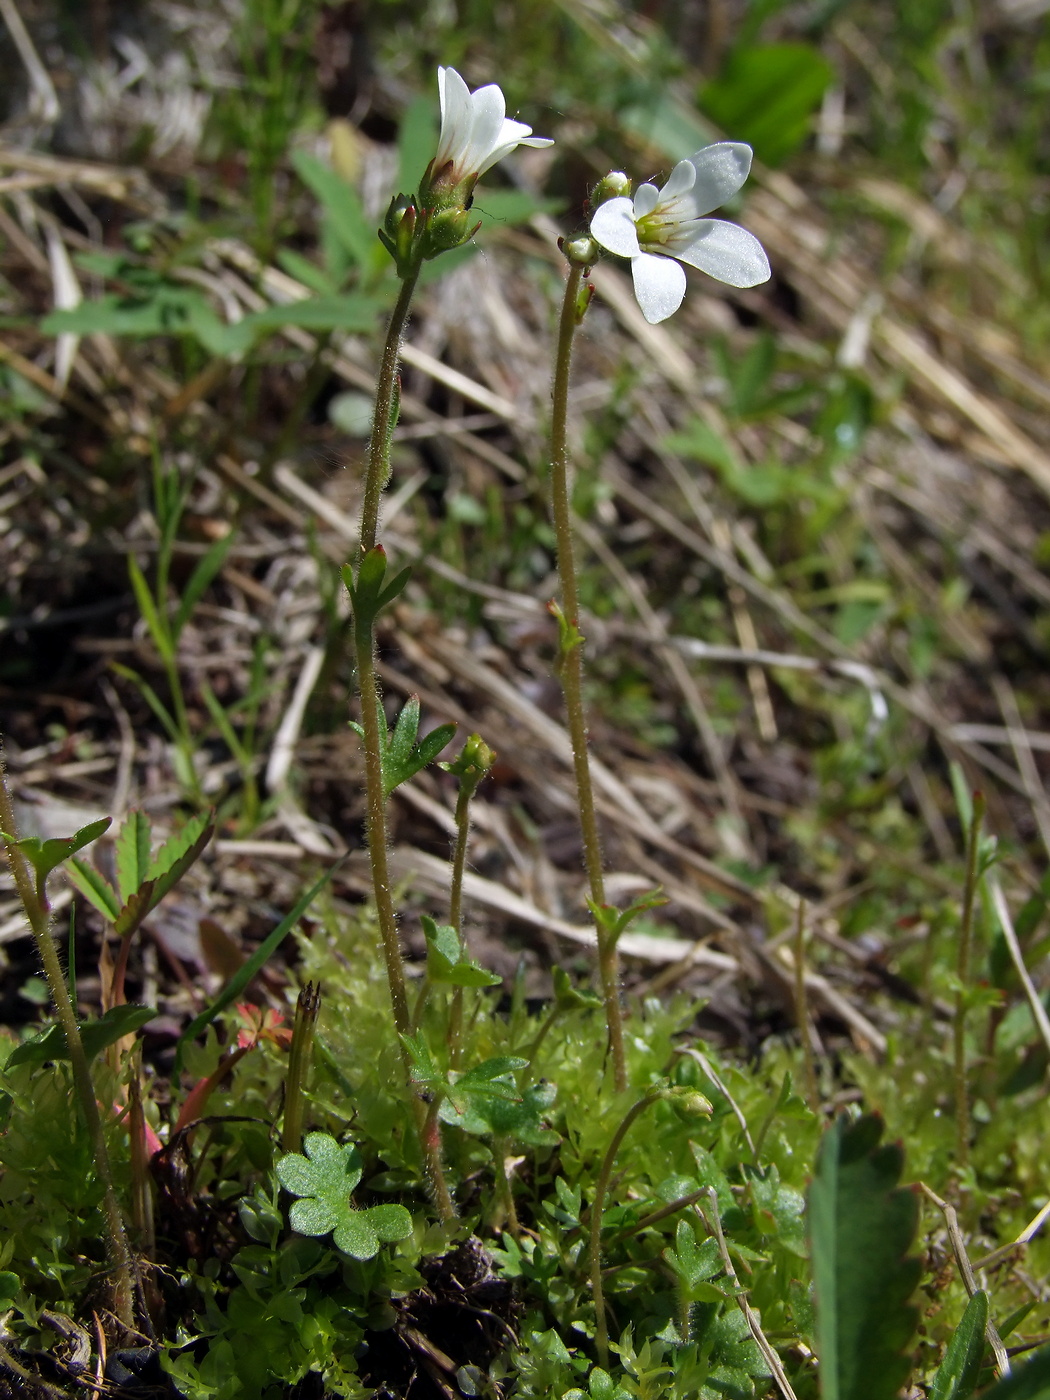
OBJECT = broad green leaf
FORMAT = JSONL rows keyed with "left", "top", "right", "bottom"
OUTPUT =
{"left": 1, "top": 817, "right": 111, "bottom": 884}
{"left": 291, "top": 151, "right": 375, "bottom": 270}
{"left": 398, "top": 94, "right": 439, "bottom": 192}
{"left": 7, "top": 1004, "right": 156, "bottom": 1067}
{"left": 115, "top": 810, "right": 153, "bottom": 905}
{"left": 277, "top": 1132, "right": 411, "bottom": 1261}
{"left": 979, "top": 1344, "right": 1050, "bottom": 1400}
{"left": 700, "top": 43, "right": 835, "bottom": 167}
{"left": 276, "top": 248, "right": 338, "bottom": 297}
{"left": 808, "top": 1114, "right": 920, "bottom": 1400}
{"left": 441, "top": 1073, "right": 558, "bottom": 1145}
{"left": 930, "top": 1290, "right": 988, "bottom": 1400}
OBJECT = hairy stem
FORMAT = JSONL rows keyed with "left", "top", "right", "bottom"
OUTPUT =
{"left": 0, "top": 757, "right": 135, "bottom": 1326}
{"left": 352, "top": 259, "right": 455, "bottom": 1218}
{"left": 359, "top": 269, "right": 420, "bottom": 553}
{"left": 549, "top": 262, "right": 624, "bottom": 1090}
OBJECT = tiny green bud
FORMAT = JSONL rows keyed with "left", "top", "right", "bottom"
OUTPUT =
{"left": 561, "top": 234, "right": 599, "bottom": 269}
{"left": 592, "top": 171, "right": 631, "bottom": 206}
{"left": 442, "top": 732, "right": 497, "bottom": 781}
{"left": 380, "top": 193, "right": 419, "bottom": 277}
{"left": 662, "top": 1086, "right": 713, "bottom": 1116}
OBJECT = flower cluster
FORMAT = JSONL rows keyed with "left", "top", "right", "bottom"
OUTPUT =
{"left": 590, "top": 143, "right": 770, "bottom": 323}
{"left": 382, "top": 66, "right": 552, "bottom": 273}
{"left": 380, "top": 67, "right": 769, "bottom": 321}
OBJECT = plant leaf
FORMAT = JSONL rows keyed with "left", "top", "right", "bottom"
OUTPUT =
{"left": 277, "top": 1132, "right": 411, "bottom": 1261}
{"left": 1, "top": 818, "right": 111, "bottom": 884}
{"left": 7, "top": 1004, "right": 157, "bottom": 1067}
{"left": 931, "top": 1290, "right": 988, "bottom": 1400}
{"left": 978, "top": 1344, "right": 1050, "bottom": 1400}
{"left": 67, "top": 856, "right": 121, "bottom": 921}
{"left": 115, "top": 810, "right": 153, "bottom": 905}
{"left": 808, "top": 1113, "right": 920, "bottom": 1400}
{"left": 174, "top": 863, "right": 337, "bottom": 1074}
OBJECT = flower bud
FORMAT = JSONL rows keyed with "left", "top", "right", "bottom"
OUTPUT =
{"left": 379, "top": 193, "right": 419, "bottom": 277}
{"left": 591, "top": 171, "right": 631, "bottom": 207}
{"left": 561, "top": 235, "right": 599, "bottom": 269}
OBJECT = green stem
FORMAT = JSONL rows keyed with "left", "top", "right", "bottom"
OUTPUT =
{"left": 0, "top": 760, "right": 135, "bottom": 1326}
{"left": 954, "top": 790, "right": 985, "bottom": 1170}
{"left": 589, "top": 1087, "right": 666, "bottom": 1367}
{"left": 549, "top": 262, "right": 624, "bottom": 1091}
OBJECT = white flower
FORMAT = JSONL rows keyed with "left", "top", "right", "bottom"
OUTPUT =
{"left": 434, "top": 66, "right": 553, "bottom": 185}
{"left": 589, "top": 143, "right": 770, "bottom": 324}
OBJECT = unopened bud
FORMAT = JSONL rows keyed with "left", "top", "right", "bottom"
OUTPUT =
{"left": 379, "top": 193, "right": 419, "bottom": 277}
{"left": 561, "top": 235, "right": 599, "bottom": 269}
{"left": 592, "top": 171, "right": 631, "bottom": 206}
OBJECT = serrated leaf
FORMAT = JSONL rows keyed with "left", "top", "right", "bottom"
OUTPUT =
{"left": 979, "top": 1344, "right": 1050, "bottom": 1400}
{"left": 68, "top": 856, "right": 121, "bottom": 921}
{"left": 115, "top": 810, "right": 153, "bottom": 904}
{"left": 930, "top": 1290, "right": 988, "bottom": 1400}
{"left": 7, "top": 1004, "right": 156, "bottom": 1067}
{"left": 145, "top": 811, "right": 214, "bottom": 908}
{"left": 2, "top": 817, "right": 111, "bottom": 883}
{"left": 808, "top": 1114, "right": 920, "bottom": 1400}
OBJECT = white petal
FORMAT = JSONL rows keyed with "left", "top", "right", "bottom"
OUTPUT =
{"left": 673, "top": 219, "right": 770, "bottom": 287}
{"left": 632, "top": 182, "right": 661, "bottom": 217}
{"left": 435, "top": 67, "right": 473, "bottom": 168}
{"left": 461, "top": 82, "right": 506, "bottom": 175}
{"left": 658, "top": 159, "right": 697, "bottom": 205}
{"left": 476, "top": 117, "right": 534, "bottom": 175}
{"left": 590, "top": 197, "right": 641, "bottom": 257}
{"left": 631, "top": 251, "right": 686, "bottom": 323}
{"left": 688, "top": 143, "right": 753, "bottom": 216}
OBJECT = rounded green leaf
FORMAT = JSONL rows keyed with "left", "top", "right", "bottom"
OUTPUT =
{"left": 363, "top": 1204, "right": 413, "bottom": 1244}
{"left": 289, "top": 1197, "right": 339, "bottom": 1236}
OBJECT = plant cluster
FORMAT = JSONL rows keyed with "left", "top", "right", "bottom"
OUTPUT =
{"left": 2, "top": 8, "right": 1050, "bottom": 1400}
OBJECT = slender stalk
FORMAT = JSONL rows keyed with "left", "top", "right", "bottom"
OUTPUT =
{"left": 0, "top": 760, "right": 135, "bottom": 1326}
{"left": 282, "top": 982, "right": 321, "bottom": 1153}
{"left": 792, "top": 901, "right": 819, "bottom": 1113}
{"left": 549, "top": 261, "right": 625, "bottom": 1090}
{"left": 447, "top": 777, "right": 475, "bottom": 1069}
{"left": 954, "top": 790, "right": 985, "bottom": 1170}
{"left": 351, "top": 257, "right": 455, "bottom": 1219}
{"left": 360, "top": 268, "right": 420, "bottom": 553}
{"left": 589, "top": 1087, "right": 666, "bottom": 1366}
